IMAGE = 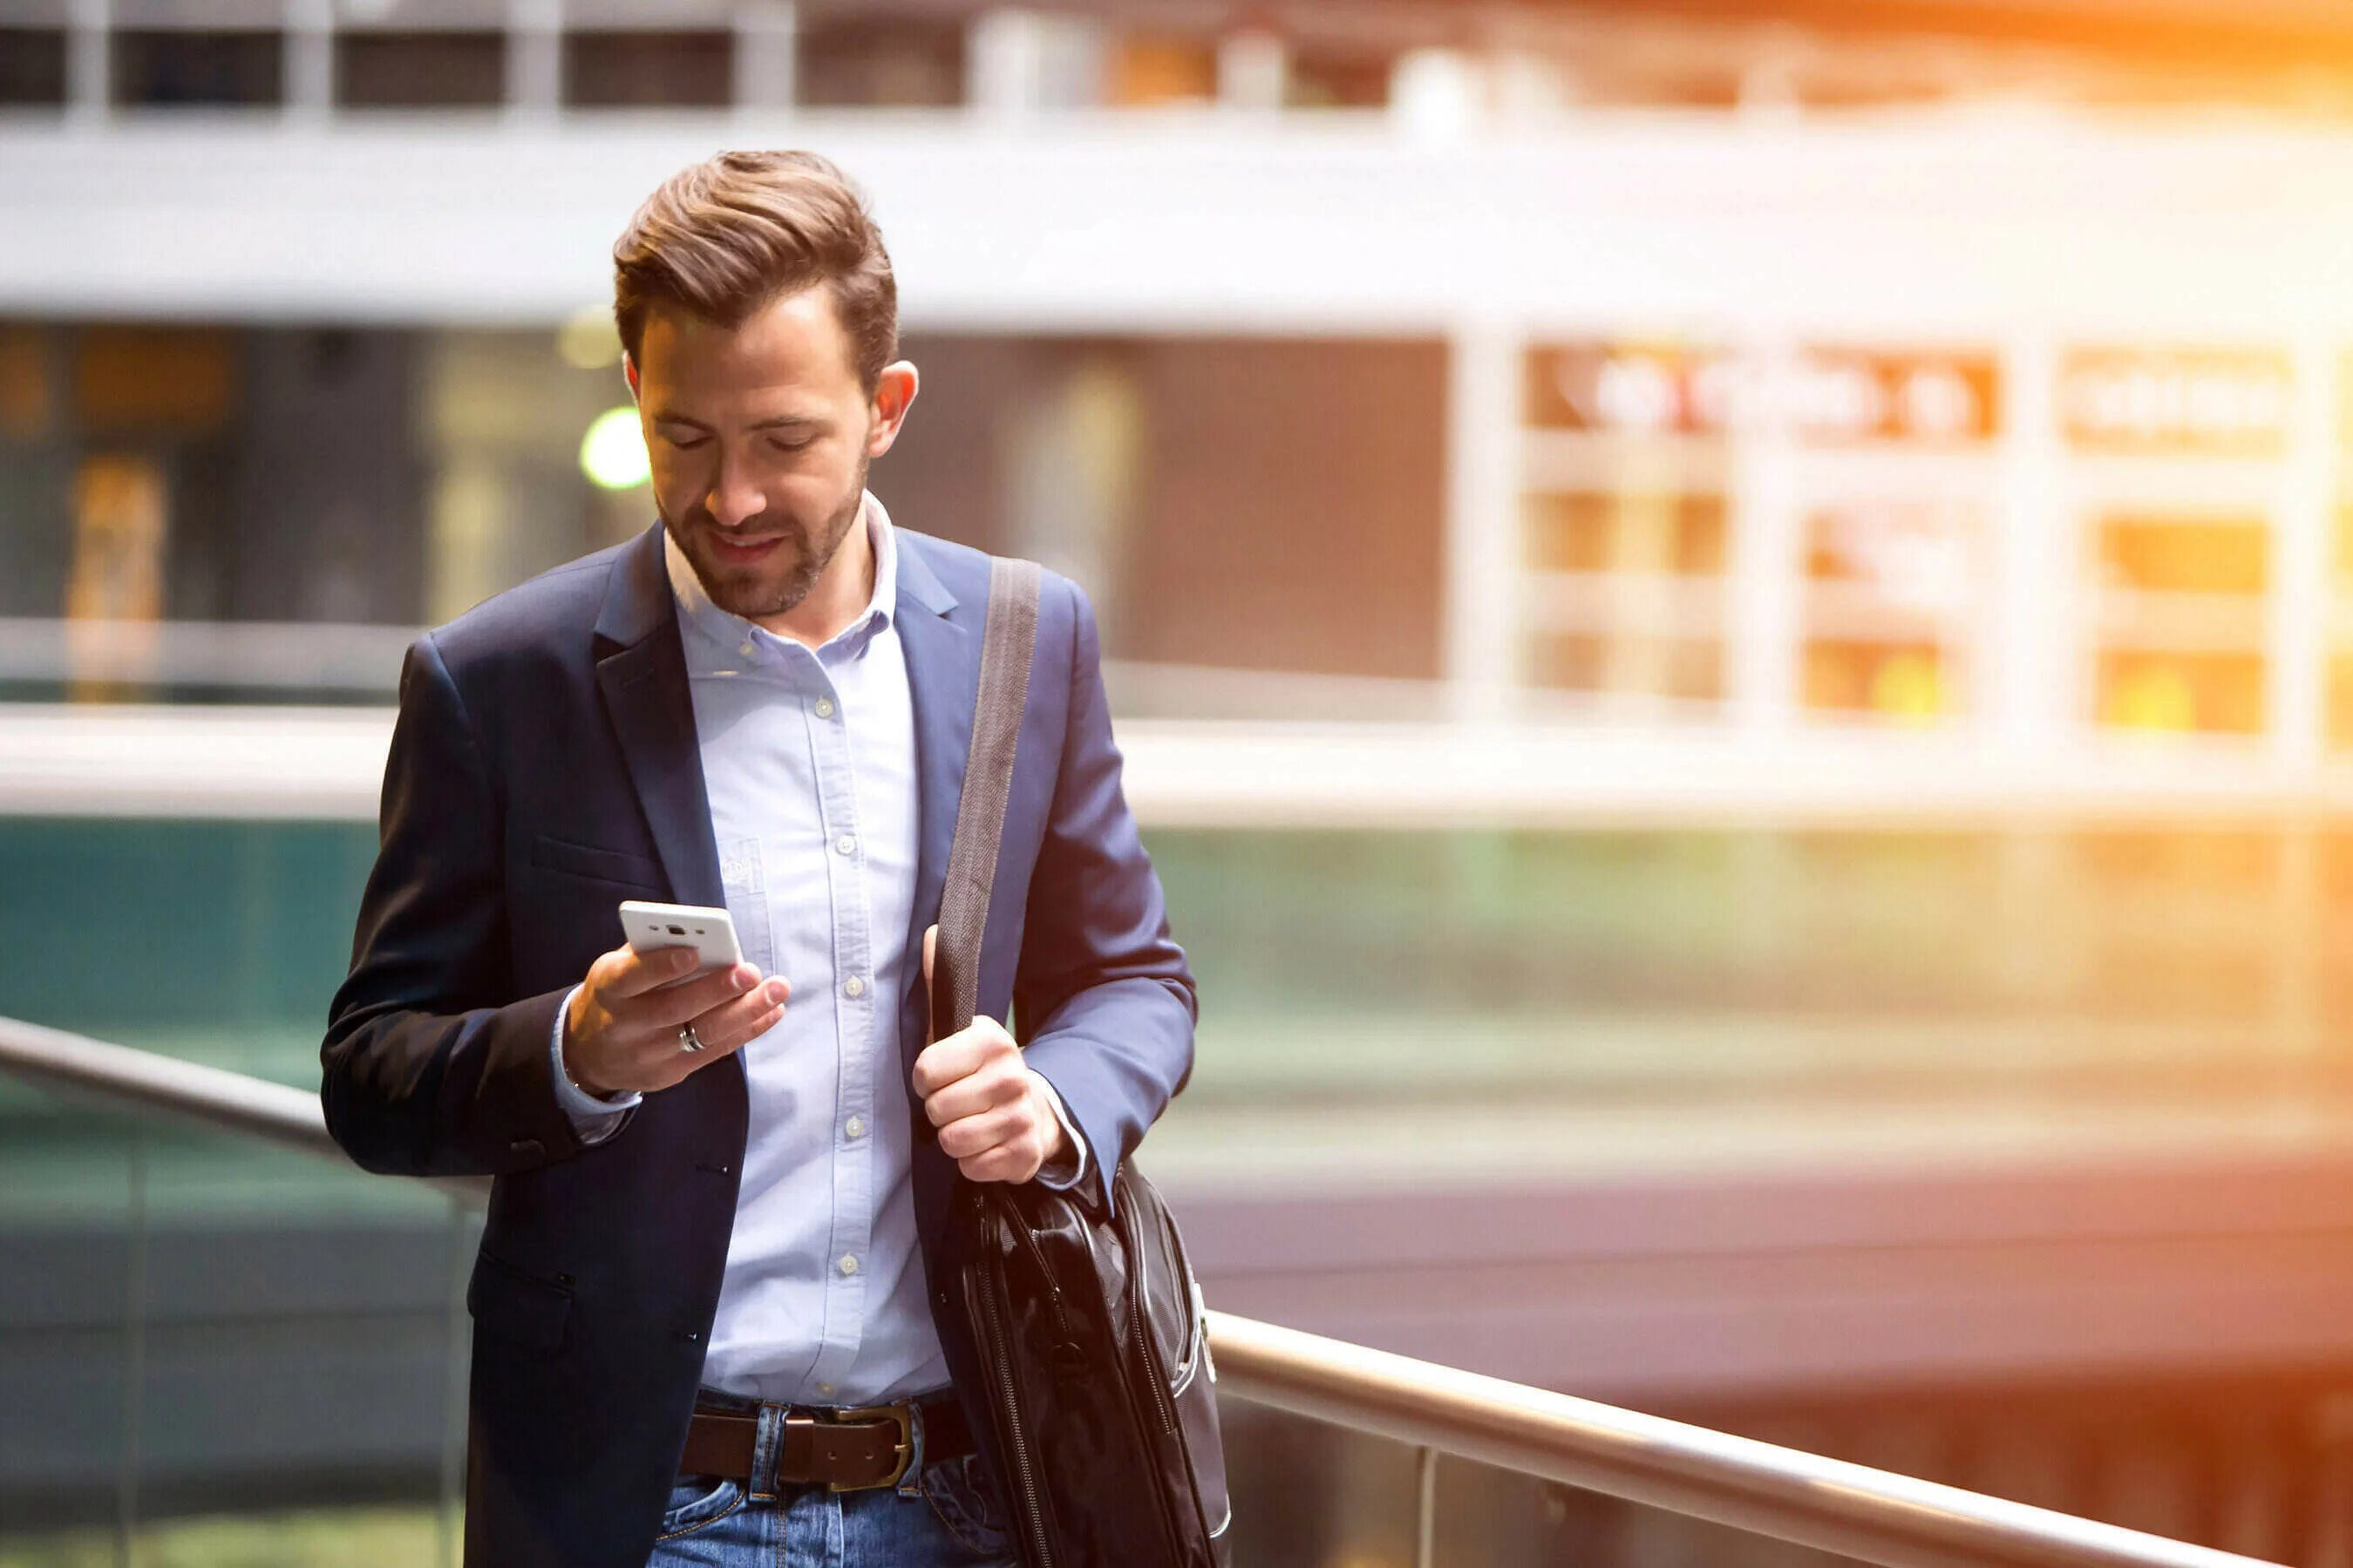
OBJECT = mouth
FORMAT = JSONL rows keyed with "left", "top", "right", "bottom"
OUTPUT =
{"left": 708, "top": 532, "right": 785, "bottom": 566}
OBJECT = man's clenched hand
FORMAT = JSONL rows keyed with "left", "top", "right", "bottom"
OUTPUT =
{"left": 911, "top": 925, "right": 1070, "bottom": 1184}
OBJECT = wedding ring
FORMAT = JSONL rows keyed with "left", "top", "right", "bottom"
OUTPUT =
{"left": 677, "top": 1023, "right": 707, "bottom": 1054}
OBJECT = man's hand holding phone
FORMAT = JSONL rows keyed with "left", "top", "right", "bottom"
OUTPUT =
{"left": 561, "top": 942, "right": 790, "bottom": 1097}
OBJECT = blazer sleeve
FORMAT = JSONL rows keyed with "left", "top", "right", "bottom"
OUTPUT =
{"left": 320, "top": 631, "right": 614, "bottom": 1178}
{"left": 1012, "top": 577, "right": 1199, "bottom": 1212}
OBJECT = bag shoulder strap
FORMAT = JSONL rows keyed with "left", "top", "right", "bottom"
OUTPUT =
{"left": 928, "top": 556, "right": 1042, "bottom": 1043}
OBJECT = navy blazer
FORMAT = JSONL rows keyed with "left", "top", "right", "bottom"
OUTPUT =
{"left": 320, "top": 519, "right": 1197, "bottom": 1568}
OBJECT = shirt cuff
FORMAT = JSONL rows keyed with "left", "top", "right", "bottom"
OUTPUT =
{"left": 1028, "top": 1069, "right": 1089, "bottom": 1191}
{"left": 550, "top": 983, "right": 641, "bottom": 1141}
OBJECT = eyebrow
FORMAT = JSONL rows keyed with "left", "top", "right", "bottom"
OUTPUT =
{"left": 650, "top": 411, "right": 829, "bottom": 432}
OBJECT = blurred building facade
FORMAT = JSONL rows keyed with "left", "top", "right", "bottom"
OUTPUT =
{"left": 8, "top": 0, "right": 2353, "bottom": 757}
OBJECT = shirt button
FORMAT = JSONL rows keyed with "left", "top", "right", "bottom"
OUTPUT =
{"left": 842, "top": 975, "right": 865, "bottom": 999}
{"left": 738, "top": 639, "right": 754, "bottom": 657}
{"left": 817, "top": 1381, "right": 836, "bottom": 1398}
{"left": 814, "top": 696, "right": 836, "bottom": 718}
{"left": 834, "top": 833, "right": 856, "bottom": 856}
{"left": 845, "top": 1116, "right": 865, "bottom": 1140}
{"left": 839, "top": 1253, "right": 860, "bottom": 1276}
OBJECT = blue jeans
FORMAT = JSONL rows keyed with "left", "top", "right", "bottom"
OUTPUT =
{"left": 646, "top": 1386, "right": 1017, "bottom": 1567}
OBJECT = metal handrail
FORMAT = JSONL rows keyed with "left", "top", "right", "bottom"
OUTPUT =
{"left": 1212, "top": 1315, "right": 2278, "bottom": 1568}
{"left": 0, "top": 1015, "right": 485, "bottom": 1204}
{"left": 0, "top": 1015, "right": 2287, "bottom": 1568}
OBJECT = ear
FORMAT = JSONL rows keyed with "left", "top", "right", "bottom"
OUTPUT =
{"left": 866, "top": 361, "right": 919, "bottom": 459}
{"left": 622, "top": 352, "right": 640, "bottom": 404}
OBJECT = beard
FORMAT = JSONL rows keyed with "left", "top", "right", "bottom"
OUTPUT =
{"left": 660, "top": 456, "right": 869, "bottom": 623}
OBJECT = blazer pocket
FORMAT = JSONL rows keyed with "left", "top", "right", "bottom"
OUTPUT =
{"left": 528, "top": 832, "right": 662, "bottom": 889}
{"left": 466, "top": 1250, "right": 573, "bottom": 1354}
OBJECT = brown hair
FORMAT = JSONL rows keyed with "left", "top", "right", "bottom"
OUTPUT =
{"left": 612, "top": 149, "right": 898, "bottom": 393}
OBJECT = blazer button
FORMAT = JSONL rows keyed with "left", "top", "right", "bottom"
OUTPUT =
{"left": 510, "top": 1139, "right": 544, "bottom": 1158}
{"left": 677, "top": 1329, "right": 704, "bottom": 1343}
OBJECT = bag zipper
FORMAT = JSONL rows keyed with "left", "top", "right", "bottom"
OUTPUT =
{"left": 1121, "top": 1200, "right": 1183, "bottom": 1441}
{"left": 1117, "top": 1194, "right": 1206, "bottom": 1558}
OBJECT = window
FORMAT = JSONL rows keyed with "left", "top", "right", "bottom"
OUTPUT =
{"left": 2062, "top": 346, "right": 2287, "bottom": 740}
{"left": 0, "top": 28, "right": 66, "bottom": 106}
{"left": 111, "top": 29, "right": 283, "bottom": 107}
{"left": 2091, "top": 512, "right": 2269, "bottom": 735}
{"left": 1520, "top": 343, "right": 1738, "bottom": 710}
{"left": 1791, "top": 349, "right": 1998, "bottom": 725}
{"left": 336, "top": 31, "right": 505, "bottom": 110}
{"left": 796, "top": 15, "right": 964, "bottom": 108}
{"left": 1802, "top": 500, "right": 1978, "bottom": 722}
{"left": 1288, "top": 43, "right": 1389, "bottom": 108}
{"left": 564, "top": 31, "right": 732, "bottom": 108}
{"left": 1104, "top": 34, "right": 1215, "bottom": 106}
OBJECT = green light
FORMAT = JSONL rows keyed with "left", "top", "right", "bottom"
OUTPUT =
{"left": 581, "top": 407, "right": 649, "bottom": 491}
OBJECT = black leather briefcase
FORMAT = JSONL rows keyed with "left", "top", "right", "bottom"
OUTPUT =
{"left": 929, "top": 556, "right": 1234, "bottom": 1567}
{"left": 955, "top": 1161, "right": 1232, "bottom": 1565}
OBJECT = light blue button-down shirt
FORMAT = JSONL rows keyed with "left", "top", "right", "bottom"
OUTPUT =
{"left": 547, "top": 492, "right": 1084, "bottom": 1406}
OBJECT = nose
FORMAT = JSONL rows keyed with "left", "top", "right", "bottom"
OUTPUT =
{"left": 704, "top": 449, "right": 767, "bottom": 529}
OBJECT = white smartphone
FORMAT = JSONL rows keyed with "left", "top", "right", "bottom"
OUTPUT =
{"left": 618, "top": 899, "right": 745, "bottom": 988}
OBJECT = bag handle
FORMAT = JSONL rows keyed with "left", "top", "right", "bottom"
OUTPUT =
{"left": 928, "top": 556, "right": 1042, "bottom": 1045}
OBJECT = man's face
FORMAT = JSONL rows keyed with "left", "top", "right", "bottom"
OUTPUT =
{"left": 625, "top": 284, "right": 914, "bottom": 624}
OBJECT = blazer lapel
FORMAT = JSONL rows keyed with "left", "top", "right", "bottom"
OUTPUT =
{"left": 593, "top": 523, "right": 726, "bottom": 913}
{"left": 893, "top": 533, "right": 976, "bottom": 1069}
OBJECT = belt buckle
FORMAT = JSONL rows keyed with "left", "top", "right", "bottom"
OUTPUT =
{"left": 823, "top": 1403, "right": 915, "bottom": 1493}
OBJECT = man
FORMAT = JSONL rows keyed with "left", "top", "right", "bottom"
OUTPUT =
{"left": 320, "top": 149, "right": 1197, "bottom": 1568}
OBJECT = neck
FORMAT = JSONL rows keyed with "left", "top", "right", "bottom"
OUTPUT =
{"left": 753, "top": 496, "right": 873, "bottom": 648}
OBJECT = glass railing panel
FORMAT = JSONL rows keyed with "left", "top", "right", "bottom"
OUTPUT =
{"left": 1213, "top": 1397, "right": 1422, "bottom": 1566}
{"left": 0, "top": 1076, "right": 474, "bottom": 1567}
{"left": 1, "top": 1080, "right": 139, "bottom": 1562}
{"left": 1211, "top": 1402, "right": 1858, "bottom": 1565}
{"left": 1431, "top": 1455, "right": 1853, "bottom": 1566}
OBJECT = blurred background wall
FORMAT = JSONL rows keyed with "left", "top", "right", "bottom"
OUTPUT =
{"left": 9, "top": 0, "right": 2353, "bottom": 1563}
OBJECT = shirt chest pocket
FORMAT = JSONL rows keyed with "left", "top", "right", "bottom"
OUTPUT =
{"left": 717, "top": 836, "right": 774, "bottom": 975}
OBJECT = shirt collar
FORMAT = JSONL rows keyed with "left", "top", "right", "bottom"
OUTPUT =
{"left": 663, "top": 490, "right": 899, "bottom": 664}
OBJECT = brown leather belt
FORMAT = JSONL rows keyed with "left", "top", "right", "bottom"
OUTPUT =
{"left": 679, "top": 1395, "right": 975, "bottom": 1494}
